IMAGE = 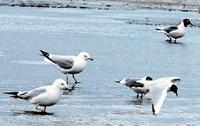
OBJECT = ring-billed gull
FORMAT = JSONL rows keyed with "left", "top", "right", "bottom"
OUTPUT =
{"left": 156, "top": 19, "right": 192, "bottom": 43}
{"left": 40, "top": 50, "right": 93, "bottom": 84}
{"left": 4, "top": 79, "right": 71, "bottom": 112}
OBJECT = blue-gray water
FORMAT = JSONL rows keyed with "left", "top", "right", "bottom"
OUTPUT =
{"left": 0, "top": 7, "right": 200, "bottom": 126}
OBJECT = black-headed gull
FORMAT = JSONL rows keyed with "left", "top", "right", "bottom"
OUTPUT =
{"left": 156, "top": 19, "right": 192, "bottom": 43}
{"left": 40, "top": 50, "right": 93, "bottom": 83}
{"left": 115, "top": 76, "right": 153, "bottom": 99}
{"left": 4, "top": 79, "right": 71, "bottom": 112}
{"left": 138, "top": 76, "right": 181, "bottom": 115}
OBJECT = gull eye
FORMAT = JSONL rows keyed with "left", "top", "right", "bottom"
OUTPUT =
{"left": 61, "top": 83, "right": 64, "bottom": 85}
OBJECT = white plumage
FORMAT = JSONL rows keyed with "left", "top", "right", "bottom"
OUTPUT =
{"left": 4, "top": 79, "right": 71, "bottom": 112}
{"left": 40, "top": 50, "right": 93, "bottom": 83}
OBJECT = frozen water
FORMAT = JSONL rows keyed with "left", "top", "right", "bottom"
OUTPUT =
{"left": 0, "top": 6, "right": 200, "bottom": 126}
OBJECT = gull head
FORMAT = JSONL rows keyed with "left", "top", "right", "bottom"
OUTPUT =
{"left": 52, "top": 79, "right": 70, "bottom": 90}
{"left": 78, "top": 52, "right": 93, "bottom": 61}
{"left": 170, "top": 84, "right": 178, "bottom": 97}
{"left": 137, "top": 76, "right": 153, "bottom": 84}
{"left": 183, "top": 19, "right": 193, "bottom": 27}
{"left": 145, "top": 76, "right": 153, "bottom": 81}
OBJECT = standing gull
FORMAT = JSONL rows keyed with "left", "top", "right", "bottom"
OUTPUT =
{"left": 115, "top": 76, "right": 153, "bottom": 99}
{"left": 40, "top": 50, "right": 93, "bottom": 83}
{"left": 156, "top": 19, "right": 193, "bottom": 43}
{"left": 4, "top": 79, "right": 71, "bottom": 112}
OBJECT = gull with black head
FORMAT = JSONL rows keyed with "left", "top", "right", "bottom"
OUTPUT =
{"left": 115, "top": 76, "right": 153, "bottom": 99}
{"left": 156, "top": 19, "right": 193, "bottom": 43}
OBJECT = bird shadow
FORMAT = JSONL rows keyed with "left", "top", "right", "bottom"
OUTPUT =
{"left": 163, "top": 40, "right": 187, "bottom": 47}
{"left": 126, "top": 97, "right": 152, "bottom": 106}
{"left": 13, "top": 110, "right": 55, "bottom": 116}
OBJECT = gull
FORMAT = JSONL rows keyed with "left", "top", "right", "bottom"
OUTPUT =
{"left": 40, "top": 50, "right": 93, "bottom": 83}
{"left": 138, "top": 76, "right": 181, "bottom": 115}
{"left": 115, "top": 76, "right": 153, "bottom": 99}
{"left": 4, "top": 79, "right": 71, "bottom": 112}
{"left": 156, "top": 19, "right": 193, "bottom": 43}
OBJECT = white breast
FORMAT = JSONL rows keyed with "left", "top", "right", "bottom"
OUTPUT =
{"left": 70, "top": 58, "right": 87, "bottom": 74}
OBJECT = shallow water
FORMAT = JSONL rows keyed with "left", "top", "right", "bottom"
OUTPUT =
{"left": 0, "top": 6, "right": 200, "bottom": 126}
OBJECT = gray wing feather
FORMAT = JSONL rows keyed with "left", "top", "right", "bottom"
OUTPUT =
{"left": 125, "top": 79, "right": 144, "bottom": 88}
{"left": 163, "top": 26, "right": 178, "bottom": 33}
{"left": 18, "top": 87, "right": 47, "bottom": 100}
{"left": 49, "top": 55, "right": 74, "bottom": 69}
{"left": 53, "top": 60, "right": 73, "bottom": 69}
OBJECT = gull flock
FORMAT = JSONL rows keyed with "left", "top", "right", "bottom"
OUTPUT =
{"left": 4, "top": 19, "right": 192, "bottom": 116}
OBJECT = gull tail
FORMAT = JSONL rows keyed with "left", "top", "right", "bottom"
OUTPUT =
{"left": 3, "top": 91, "right": 19, "bottom": 98}
{"left": 156, "top": 27, "right": 162, "bottom": 30}
{"left": 114, "top": 79, "right": 120, "bottom": 83}
{"left": 40, "top": 50, "right": 49, "bottom": 58}
{"left": 40, "top": 50, "right": 54, "bottom": 64}
{"left": 155, "top": 27, "right": 167, "bottom": 34}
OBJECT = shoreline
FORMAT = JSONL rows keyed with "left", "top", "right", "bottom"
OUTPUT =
{"left": 0, "top": 0, "right": 200, "bottom": 12}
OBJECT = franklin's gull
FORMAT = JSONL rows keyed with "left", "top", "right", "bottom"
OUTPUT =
{"left": 156, "top": 19, "right": 192, "bottom": 43}
{"left": 115, "top": 76, "right": 153, "bottom": 99}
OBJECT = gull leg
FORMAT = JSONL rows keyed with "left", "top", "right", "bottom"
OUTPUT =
{"left": 170, "top": 38, "right": 172, "bottom": 43}
{"left": 72, "top": 74, "right": 80, "bottom": 84}
{"left": 140, "top": 94, "right": 143, "bottom": 100}
{"left": 174, "top": 39, "right": 177, "bottom": 43}
{"left": 166, "top": 35, "right": 172, "bottom": 43}
{"left": 35, "top": 104, "right": 39, "bottom": 110}
{"left": 136, "top": 94, "right": 139, "bottom": 99}
{"left": 66, "top": 74, "right": 69, "bottom": 84}
{"left": 43, "top": 106, "right": 46, "bottom": 113}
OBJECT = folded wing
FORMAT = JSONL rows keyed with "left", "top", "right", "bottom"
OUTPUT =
{"left": 48, "top": 55, "right": 74, "bottom": 69}
{"left": 40, "top": 50, "right": 74, "bottom": 69}
{"left": 18, "top": 87, "right": 47, "bottom": 100}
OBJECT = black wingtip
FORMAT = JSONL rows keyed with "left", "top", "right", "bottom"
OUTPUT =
{"left": 3, "top": 91, "right": 19, "bottom": 98}
{"left": 40, "top": 50, "right": 49, "bottom": 57}
{"left": 3, "top": 91, "right": 18, "bottom": 95}
{"left": 152, "top": 104, "right": 157, "bottom": 116}
{"left": 156, "top": 28, "right": 161, "bottom": 30}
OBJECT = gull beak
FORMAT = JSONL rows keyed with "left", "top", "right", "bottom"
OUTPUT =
{"left": 64, "top": 83, "right": 71, "bottom": 91}
{"left": 65, "top": 86, "right": 70, "bottom": 91}
{"left": 88, "top": 57, "right": 93, "bottom": 61}
{"left": 175, "top": 92, "right": 178, "bottom": 97}
{"left": 189, "top": 22, "right": 193, "bottom": 26}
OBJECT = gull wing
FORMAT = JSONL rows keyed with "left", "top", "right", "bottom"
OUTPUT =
{"left": 156, "top": 26, "right": 178, "bottom": 34}
{"left": 126, "top": 79, "right": 144, "bottom": 88}
{"left": 40, "top": 50, "right": 74, "bottom": 69}
{"left": 163, "top": 26, "right": 178, "bottom": 33}
{"left": 47, "top": 54, "right": 74, "bottom": 69}
{"left": 18, "top": 86, "right": 47, "bottom": 100}
{"left": 148, "top": 82, "right": 168, "bottom": 115}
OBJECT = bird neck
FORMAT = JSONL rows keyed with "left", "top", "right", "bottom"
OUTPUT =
{"left": 178, "top": 21, "right": 186, "bottom": 31}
